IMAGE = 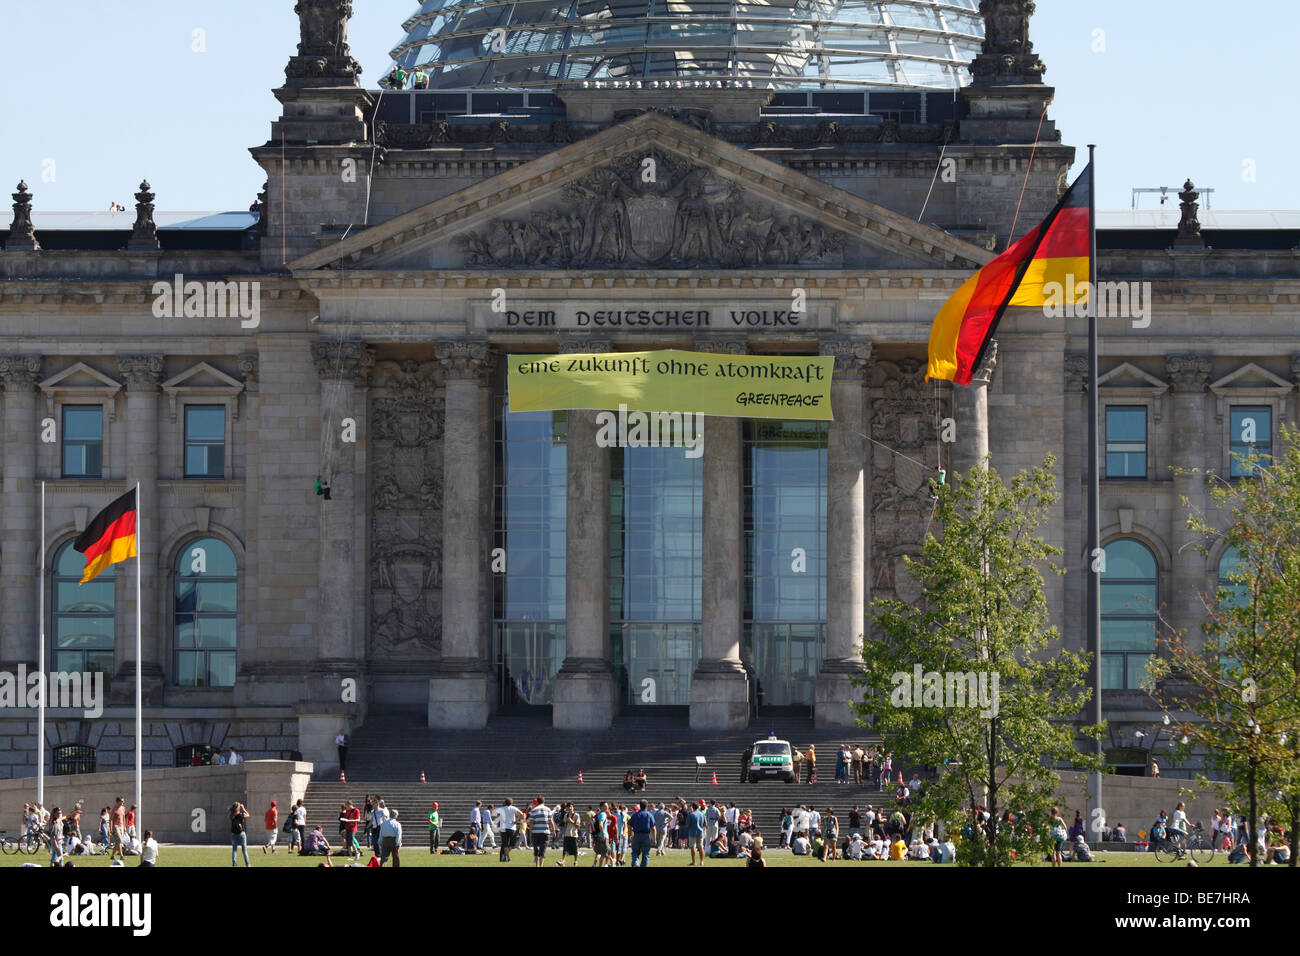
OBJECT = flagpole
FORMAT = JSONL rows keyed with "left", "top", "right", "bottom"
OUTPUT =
{"left": 135, "top": 481, "right": 143, "bottom": 837}
{"left": 1085, "top": 145, "right": 1104, "bottom": 836}
{"left": 37, "top": 481, "right": 45, "bottom": 806}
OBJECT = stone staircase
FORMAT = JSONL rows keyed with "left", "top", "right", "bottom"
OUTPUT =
{"left": 300, "top": 713, "right": 894, "bottom": 845}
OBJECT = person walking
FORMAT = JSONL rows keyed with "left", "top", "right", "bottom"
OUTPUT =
{"left": 527, "top": 796, "right": 555, "bottom": 868}
{"left": 470, "top": 801, "right": 483, "bottom": 843}
{"left": 368, "top": 799, "right": 387, "bottom": 853}
{"left": 379, "top": 810, "right": 403, "bottom": 867}
{"left": 851, "top": 745, "right": 864, "bottom": 786}
{"left": 229, "top": 802, "right": 252, "bottom": 867}
{"left": 262, "top": 800, "right": 278, "bottom": 854}
{"left": 107, "top": 797, "right": 128, "bottom": 862}
{"left": 479, "top": 803, "right": 497, "bottom": 849}
{"left": 805, "top": 744, "right": 817, "bottom": 784}
{"left": 342, "top": 800, "right": 362, "bottom": 859}
{"left": 335, "top": 729, "right": 347, "bottom": 773}
{"left": 496, "top": 797, "right": 521, "bottom": 862}
{"left": 705, "top": 799, "right": 722, "bottom": 846}
{"left": 879, "top": 751, "right": 893, "bottom": 789}
{"left": 428, "top": 801, "right": 440, "bottom": 853}
{"left": 653, "top": 803, "right": 671, "bottom": 856}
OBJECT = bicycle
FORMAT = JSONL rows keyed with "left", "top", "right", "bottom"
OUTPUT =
{"left": 1152, "top": 823, "right": 1213, "bottom": 864}
{"left": 0, "top": 829, "right": 46, "bottom": 855}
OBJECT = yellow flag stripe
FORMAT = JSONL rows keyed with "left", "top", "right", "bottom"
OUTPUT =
{"left": 1007, "top": 256, "right": 1090, "bottom": 307}
{"left": 926, "top": 271, "right": 981, "bottom": 382}
{"left": 79, "top": 534, "right": 136, "bottom": 584}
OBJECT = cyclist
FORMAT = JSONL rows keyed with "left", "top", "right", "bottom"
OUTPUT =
{"left": 1169, "top": 802, "right": 1190, "bottom": 853}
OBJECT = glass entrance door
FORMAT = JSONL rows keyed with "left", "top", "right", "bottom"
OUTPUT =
{"left": 497, "top": 621, "right": 565, "bottom": 710}
{"left": 621, "top": 622, "right": 700, "bottom": 707}
{"left": 749, "top": 622, "right": 824, "bottom": 708}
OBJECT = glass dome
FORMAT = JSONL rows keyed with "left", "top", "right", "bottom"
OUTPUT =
{"left": 389, "top": 0, "right": 984, "bottom": 91}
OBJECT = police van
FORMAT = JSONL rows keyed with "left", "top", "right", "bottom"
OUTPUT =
{"left": 747, "top": 736, "right": 795, "bottom": 783}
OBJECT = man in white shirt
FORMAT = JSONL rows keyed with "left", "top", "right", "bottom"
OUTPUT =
{"left": 335, "top": 730, "right": 347, "bottom": 773}
{"left": 808, "top": 807, "right": 822, "bottom": 839}
{"left": 495, "top": 797, "right": 521, "bottom": 862}
{"left": 228, "top": 748, "right": 242, "bottom": 765}
{"left": 863, "top": 806, "right": 876, "bottom": 839}
{"left": 792, "top": 805, "right": 809, "bottom": 839}
{"left": 791, "top": 834, "right": 811, "bottom": 855}
{"left": 908, "top": 773, "right": 922, "bottom": 795}
{"left": 724, "top": 803, "right": 740, "bottom": 845}
{"left": 378, "top": 810, "right": 403, "bottom": 867}
{"left": 470, "top": 802, "right": 483, "bottom": 841}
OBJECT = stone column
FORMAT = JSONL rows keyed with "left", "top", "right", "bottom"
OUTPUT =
{"left": 816, "top": 338, "right": 871, "bottom": 728}
{"left": 117, "top": 355, "right": 164, "bottom": 692}
{"left": 237, "top": 353, "right": 261, "bottom": 666}
{"left": 691, "top": 338, "right": 749, "bottom": 730}
{"left": 1166, "top": 355, "right": 1213, "bottom": 650}
{"left": 311, "top": 341, "right": 373, "bottom": 673}
{"left": 552, "top": 339, "right": 617, "bottom": 730}
{"left": 0, "top": 355, "right": 41, "bottom": 668}
{"left": 429, "top": 341, "right": 496, "bottom": 728}
{"left": 952, "top": 340, "right": 999, "bottom": 477}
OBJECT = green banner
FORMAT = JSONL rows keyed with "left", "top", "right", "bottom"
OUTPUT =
{"left": 507, "top": 349, "right": 833, "bottom": 420}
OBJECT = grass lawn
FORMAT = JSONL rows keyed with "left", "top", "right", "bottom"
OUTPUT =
{"left": 0, "top": 846, "right": 1264, "bottom": 868}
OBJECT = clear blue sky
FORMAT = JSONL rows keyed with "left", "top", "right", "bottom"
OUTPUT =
{"left": 1, "top": 0, "right": 1296, "bottom": 212}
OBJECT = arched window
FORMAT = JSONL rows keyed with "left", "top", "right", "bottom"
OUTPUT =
{"left": 1217, "top": 546, "right": 1249, "bottom": 608}
{"left": 174, "top": 743, "right": 219, "bottom": 767}
{"left": 174, "top": 537, "right": 237, "bottom": 687}
{"left": 1101, "top": 539, "right": 1158, "bottom": 691}
{"left": 52, "top": 540, "right": 115, "bottom": 676}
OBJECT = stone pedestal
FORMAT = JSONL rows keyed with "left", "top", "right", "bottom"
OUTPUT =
{"left": 429, "top": 341, "right": 495, "bottom": 728}
{"left": 554, "top": 340, "right": 617, "bottom": 729}
{"left": 427, "top": 668, "right": 494, "bottom": 730}
{"left": 816, "top": 339, "right": 870, "bottom": 728}
{"left": 552, "top": 660, "right": 617, "bottom": 731}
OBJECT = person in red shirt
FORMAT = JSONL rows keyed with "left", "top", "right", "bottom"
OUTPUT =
{"left": 263, "top": 801, "right": 279, "bottom": 854}
{"left": 126, "top": 805, "right": 138, "bottom": 841}
{"left": 342, "top": 800, "right": 362, "bottom": 859}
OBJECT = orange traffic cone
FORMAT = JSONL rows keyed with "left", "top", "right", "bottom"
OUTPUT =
{"left": 420, "top": 770, "right": 426, "bottom": 783}
{"left": 578, "top": 771, "right": 584, "bottom": 784}
{"left": 711, "top": 771, "right": 718, "bottom": 785}
{"left": 340, "top": 770, "right": 346, "bottom": 783}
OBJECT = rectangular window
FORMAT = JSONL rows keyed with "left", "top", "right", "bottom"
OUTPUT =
{"left": 62, "top": 405, "right": 103, "bottom": 478}
{"left": 1229, "top": 406, "right": 1271, "bottom": 477}
{"left": 184, "top": 405, "right": 226, "bottom": 478}
{"left": 1105, "top": 406, "right": 1146, "bottom": 479}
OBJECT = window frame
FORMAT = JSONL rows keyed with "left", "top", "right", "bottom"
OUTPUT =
{"left": 1226, "top": 405, "right": 1273, "bottom": 478}
{"left": 60, "top": 404, "right": 106, "bottom": 479}
{"left": 1104, "top": 405, "right": 1148, "bottom": 481}
{"left": 50, "top": 538, "right": 116, "bottom": 677}
{"left": 1100, "top": 538, "right": 1159, "bottom": 692}
{"left": 172, "top": 536, "right": 239, "bottom": 688}
{"left": 183, "top": 404, "right": 227, "bottom": 480}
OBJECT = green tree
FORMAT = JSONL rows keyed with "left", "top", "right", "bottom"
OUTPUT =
{"left": 859, "top": 456, "right": 1102, "bottom": 866}
{"left": 1147, "top": 424, "right": 1300, "bottom": 867}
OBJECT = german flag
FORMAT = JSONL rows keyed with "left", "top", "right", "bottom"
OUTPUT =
{"left": 73, "top": 488, "right": 137, "bottom": 584}
{"left": 928, "top": 164, "right": 1091, "bottom": 384}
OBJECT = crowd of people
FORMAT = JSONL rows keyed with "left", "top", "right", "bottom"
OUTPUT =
{"left": 20, "top": 796, "right": 157, "bottom": 867}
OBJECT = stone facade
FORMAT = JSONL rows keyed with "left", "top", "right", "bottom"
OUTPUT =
{"left": 0, "top": 3, "right": 1296, "bottom": 777}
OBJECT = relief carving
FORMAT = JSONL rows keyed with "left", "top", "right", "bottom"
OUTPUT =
{"left": 868, "top": 357, "right": 949, "bottom": 606}
{"left": 368, "top": 359, "right": 445, "bottom": 658}
{"left": 457, "top": 150, "right": 843, "bottom": 268}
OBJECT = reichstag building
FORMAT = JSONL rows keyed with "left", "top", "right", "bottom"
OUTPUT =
{"left": 1, "top": 0, "right": 1296, "bottom": 777}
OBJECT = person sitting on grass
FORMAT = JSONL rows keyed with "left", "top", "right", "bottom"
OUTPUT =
{"left": 908, "top": 837, "right": 930, "bottom": 861}
{"left": 746, "top": 846, "right": 766, "bottom": 868}
{"left": 301, "top": 825, "right": 333, "bottom": 861}
{"left": 791, "top": 832, "right": 811, "bottom": 855}
{"left": 889, "top": 836, "right": 907, "bottom": 860}
{"left": 708, "top": 833, "right": 729, "bottom": 858}
{"left": 847, "top": 833, "right": 865, "bottom": 860}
